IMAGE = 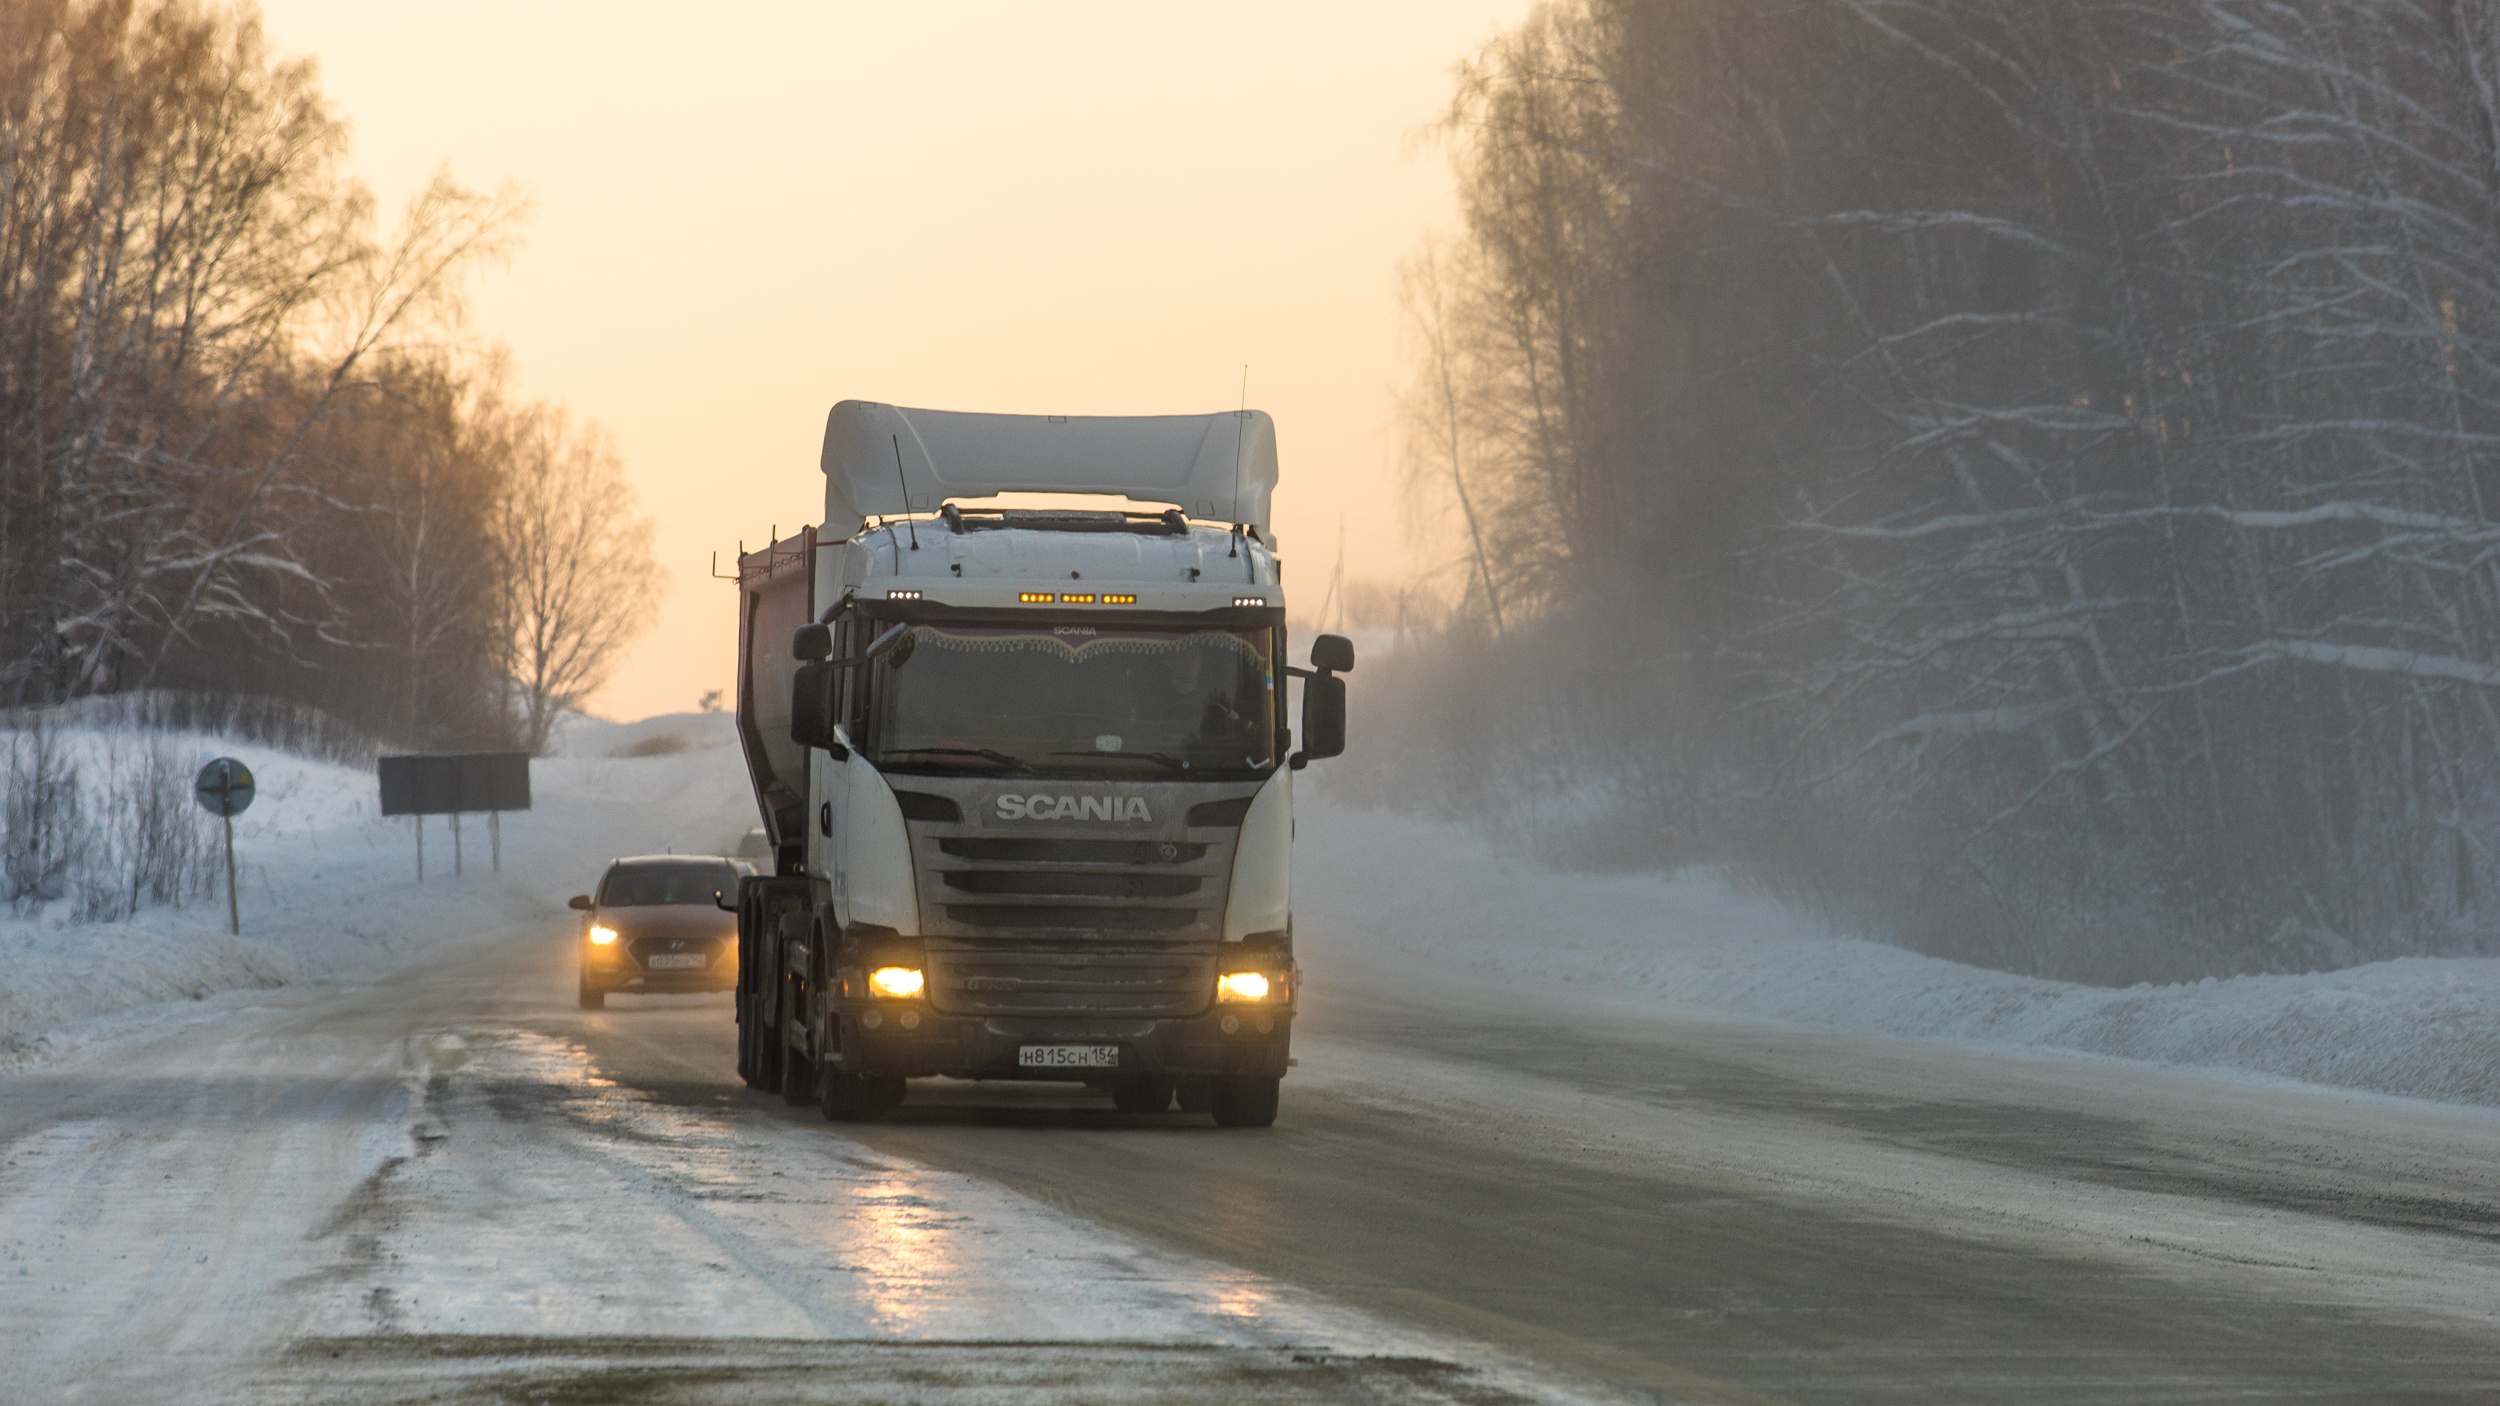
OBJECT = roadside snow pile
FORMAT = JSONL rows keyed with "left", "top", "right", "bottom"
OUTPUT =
{"left": 1297, "top": 785, "right": 2500, "bottom": 1109}
{"left": 0, "top": 710, "right": 753, "bottom": 1067}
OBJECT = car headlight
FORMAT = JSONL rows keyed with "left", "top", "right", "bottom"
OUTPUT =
{"left": 1216, "top": 971, "right": 1277, "bottom": 1003}
{"left": 588, "top": 925, "right": 619, "bottom": 946}
{"left": 867, "top": 966, "right": 924, "bottom": 999}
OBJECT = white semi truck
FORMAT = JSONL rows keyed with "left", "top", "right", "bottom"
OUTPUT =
{"left": 728, "top": 402, "right": 1352, "bottom": 1127}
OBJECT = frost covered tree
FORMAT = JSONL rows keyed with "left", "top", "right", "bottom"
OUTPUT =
{"left": 0, "top": 1, "right": 658, "bottom": 752}
{"left": 1385, "top": 0, "right": 2500, "bottom": 980}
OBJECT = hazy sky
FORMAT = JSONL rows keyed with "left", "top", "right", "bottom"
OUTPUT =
{"left": 254, "top": 1, "right": 1530, "bottom": 722}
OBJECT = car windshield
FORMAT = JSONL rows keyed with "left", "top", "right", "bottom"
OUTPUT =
{"left": 858, "top": 622, "right": 1278, "bottom": 778}
{"left": 600, "top": 863, "right": 735, "bottom": 907}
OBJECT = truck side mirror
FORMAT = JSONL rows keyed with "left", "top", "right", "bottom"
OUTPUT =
{"left": 789, "top": 662, "right": 849, "bottom": 759}
{"left": 1292, "top": 672, "right": 1345, "bottom": 769}
{"left": 1311, "top": 634, "right": 1355, "bottom": 673}
{"left": 792, "top": 622, "right": 832, "bottom": 661}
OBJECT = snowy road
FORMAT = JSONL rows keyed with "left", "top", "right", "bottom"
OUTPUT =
{"left": 8, "top": 913, "right": 2500, "bottom": 1400}
{"left": 0, "top": 918, "right": 1600, "bottom": 1406}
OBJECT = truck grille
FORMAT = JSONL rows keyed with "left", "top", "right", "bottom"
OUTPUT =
{"left": 927, "top": 950, "right": 1215, "bottom": 1017}
{"left": 909, "top": 794, "right": 1255, "bottom": 939}
{"left": 938, "top": 838, "right": 1207, "bottom": 865}
{"left": 941, "top": 871, "right": 1201, "bottom": 898}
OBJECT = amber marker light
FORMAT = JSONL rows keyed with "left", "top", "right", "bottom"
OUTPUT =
{"left": 1101, "top": 593, "right": 1137, "bottom": 604}
{"left": 1216, "top": 971, "right": 1273, "bottom": 1003}
{"left": 1062, "top": 592, "right": 1096, "bottom": 603}
{"left": 867, "top": 966, "right": 925, "bottom": 999}
{"left": 588, "top": 925, "right": 620, "bottom": 946}
{"left": 1233, "top": 596, "right": 1265, "bottom": 607}
{"left": 1019, "top": 592, "right": 1055, "bottom": 603}
{"left": 886, "top": 589, "right": 922, "bottom": 600}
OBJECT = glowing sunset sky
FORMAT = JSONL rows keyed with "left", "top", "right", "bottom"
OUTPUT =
{"left": 254, "top": 1, "right": 1531, "bottom": 720}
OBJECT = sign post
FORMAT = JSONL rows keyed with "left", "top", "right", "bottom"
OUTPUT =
{"left": 193, "top": 758, "right": 256, "bottom": 936}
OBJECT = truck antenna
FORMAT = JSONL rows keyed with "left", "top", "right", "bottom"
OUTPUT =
{"left": 1229, "top": 365, "right": 1248, "bottom": 558}
{"left": 892, "top": 434, "right": 920, "bottom": 550}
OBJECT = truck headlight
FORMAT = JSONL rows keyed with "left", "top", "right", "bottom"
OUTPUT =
{"left": 588, "top": 925, "right": 620, "bottom": 946}
{"left": 1216, "top": 971, "right": 1276, "bottom": 1003}
{"left": 867, "top": 966, "right": 925, "bottom": 999}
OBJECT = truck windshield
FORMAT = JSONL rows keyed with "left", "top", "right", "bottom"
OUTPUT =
{"left": 859, "top": 622, "right": 1277, "bottom": 778}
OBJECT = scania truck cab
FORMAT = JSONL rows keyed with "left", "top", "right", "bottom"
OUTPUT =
{"left": 730, "top": 402, "right": 1351, "bottom": 1127}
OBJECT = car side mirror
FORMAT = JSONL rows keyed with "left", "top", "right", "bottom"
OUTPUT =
{"left": 790, "top": 662, "right": 849, "bottom": 759}
{"left": 1291, "top": 671, "right": 1346, "bottom": 769}
{"left": 1311, "top": 633, "right": 1355, "bottom": 673}
{"left": 568, "top": 894, "right": 593, "bottom": 911}
{"left": 792, "top": 622, "right": 832, "bottom": 661}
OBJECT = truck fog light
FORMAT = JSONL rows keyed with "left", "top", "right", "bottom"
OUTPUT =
{"left": 867, "top": 966, "right": 925, "bottom": 999}
{"left": 1256, "top": 1016, "right": 1274, "bottom": 1035}
{"left": 899, "top": 1011, "right": 921, "bottom": 1031}
{"left": 862, "top": 1010, "right": 884, "bottom": 1031}
{"left": 1219, "top": 1014, "right": 1240, "bottom": 1034}
{"left": 1215, "top": 972, "right": 1272, "bottom": 1003}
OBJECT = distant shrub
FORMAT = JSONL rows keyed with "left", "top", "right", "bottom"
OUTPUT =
{"left": 2, "top": 725, "right": 215, "bottom": 921}
{"left": 617, "top": 733, "right": 689, "bottom": 758}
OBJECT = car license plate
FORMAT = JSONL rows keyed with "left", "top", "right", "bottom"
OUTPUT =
{"left": 1019, "top": 1045, "right": 1119, "bottom": 1069}
{"left": 644, "top": 953, "right": 707, "bottom": 971}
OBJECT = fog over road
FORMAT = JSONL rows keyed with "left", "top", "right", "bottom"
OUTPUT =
{"left": 7, "top": 894, "right": 2499, "bottom": 1404}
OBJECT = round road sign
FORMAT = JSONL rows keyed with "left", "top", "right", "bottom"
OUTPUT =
{"left": 194, "top": 758, "right": 256, "bottom": 818}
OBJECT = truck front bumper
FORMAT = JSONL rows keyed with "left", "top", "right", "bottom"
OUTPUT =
{"left": 826, "top": 1006, "right": 1290, "bottom": 1082}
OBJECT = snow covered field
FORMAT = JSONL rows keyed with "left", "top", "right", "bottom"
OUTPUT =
{"left": 0, "top": 710, "right": 757, "bottom": 1068}
{"left": 1299, "top": 782, "right": 2500, "bottom": 1110}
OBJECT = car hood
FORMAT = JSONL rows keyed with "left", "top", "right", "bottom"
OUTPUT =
{"left": 594, "top": 904, "right": 734, "bottom": 939}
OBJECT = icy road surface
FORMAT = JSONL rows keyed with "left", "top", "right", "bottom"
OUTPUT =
{"left": 0, "top": 922, "right": 1601, "bottom": 1406}
{"left": 11, "top": 914, "right": 2500, "bottom": 1403}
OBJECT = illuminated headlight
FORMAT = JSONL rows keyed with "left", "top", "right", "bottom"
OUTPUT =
{"left": 867, "top": 966, "right": 925, "bottom": 999}
{"left": 588, "top": 925, "right": 620, "bottom": 946}
{"left": 1216, "top": 971, "right": 1277, "bottom": 1003}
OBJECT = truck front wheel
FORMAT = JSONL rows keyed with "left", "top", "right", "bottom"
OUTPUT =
{"left": 780, "top": 1017, "right": 817, "bottom": 1106}
{"left": 1209, "top": 1075, "right": 1279, "bottom": 1128}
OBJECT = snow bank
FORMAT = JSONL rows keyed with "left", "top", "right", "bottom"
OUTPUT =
{"left": 1297, "top": 784, "right": 2500, "bottom": 1109}
{"left": 0, "top": 710, "right": 755, "bottom": 1067}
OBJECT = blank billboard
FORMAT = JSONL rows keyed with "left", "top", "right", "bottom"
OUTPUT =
{"left": 378, "top": 752, "right": 532, "bottom": 816}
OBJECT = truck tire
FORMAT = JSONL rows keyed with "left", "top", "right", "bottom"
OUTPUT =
{"left": 577, "top": 979, "right": 604, "bottom": 1010}
{"left": 1111, "top": 1075, "right": 1174, "bottom": 1113}
{"left": 735, "top": 998, "right": 756, "bottom": 1087}
{"left": 781, "top": 1026, "right": 817, "bottom": 1105}
{"left": 1210, "top": 1075, "right": 1280, "bottom": 1128}
{"left": 1175, "top": 1076, "right": 1215, "bottom": 1114}
{"left": 751, "top": 983, "right": 784, "bottom": 1096}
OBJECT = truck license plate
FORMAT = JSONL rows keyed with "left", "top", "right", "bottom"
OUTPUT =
{"left": 1019, "top": 1045, "right": 1119, "bottom": 1069}
{"left": 644, "top": 953, "right": 707, "bottom": 971}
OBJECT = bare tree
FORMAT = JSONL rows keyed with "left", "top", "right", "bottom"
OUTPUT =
{"left": 488, "top": 397, "right": 664, "bottom": 753}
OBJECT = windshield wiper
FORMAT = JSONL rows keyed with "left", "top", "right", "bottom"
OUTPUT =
{"left": 1048, "top": 749, "right": 1194, "bottom": 773}
{"left": 875, "top": 746, "right": 1031, "bottom": 772}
